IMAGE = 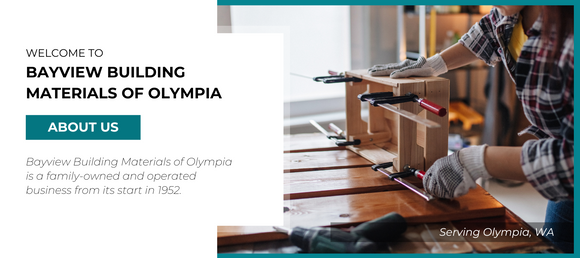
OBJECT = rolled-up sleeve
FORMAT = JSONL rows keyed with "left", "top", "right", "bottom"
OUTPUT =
{"left": 459, "top": 10, "right": 503, "bottom": 66}
{"left": 521, "top": 114, "right": 574, "bottom": 201}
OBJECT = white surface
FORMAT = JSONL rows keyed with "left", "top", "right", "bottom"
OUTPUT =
{"left": 485, "top": 180, "right": 548, "bottom": 223}
{"left": 0, "top": 1, "right": 283, "bottom": 257}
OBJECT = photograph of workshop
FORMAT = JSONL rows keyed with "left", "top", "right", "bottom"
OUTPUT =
{"left": 216, "top": 5, "right": 573, "bottom": 253}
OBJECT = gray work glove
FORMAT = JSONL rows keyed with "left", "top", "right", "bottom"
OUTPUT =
{"left": 423, "top": 145, "right": 490, "bottom": 199}
{"left": 368, "top": 54, "right": 448, "bottom": 78}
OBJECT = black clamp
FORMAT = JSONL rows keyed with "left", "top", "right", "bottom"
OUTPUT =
{"left": 335, "top": 139, "right": 361, "bottom": 146}
{"left": 371, "top": 162, "right": 414, "bottom": 180}
{"left": 371, "top": 162, "right": 393, "bottom": 171}
{"left": 313, "top": 75, "right": 363, "bottom": 84}
{"left": 358, "top": 92, "right": 416, "bottom": 107}
{"left": 385, "top": 170, "right": 416, "bottom": 181}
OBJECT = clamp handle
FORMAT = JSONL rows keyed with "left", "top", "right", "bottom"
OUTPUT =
{"left": 414, "top": 169, "right": 426, "bottom": 180}
{"left": 416, "top": 98, "right": 447, "bottom": 117}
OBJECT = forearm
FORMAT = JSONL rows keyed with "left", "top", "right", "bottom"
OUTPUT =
{"left": 483, "top": 146, "right": 526, "bottom": 181}
{"left": 439, "top": 43, "right": 480, "bottom": 70}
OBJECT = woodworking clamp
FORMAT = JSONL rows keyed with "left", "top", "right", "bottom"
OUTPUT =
{"left": 313, "top": 75, "right": 363, "bottom": 84}
{"left": 310, "top": 120, "right": 360, "bottom": 146}
{"left": 372, "top": 163, "right": 434, "bottom": 201}
{"left": 358, "top": 92, "right": 446, "bottom": 128}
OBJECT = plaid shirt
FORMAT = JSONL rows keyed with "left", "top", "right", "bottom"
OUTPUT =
{"left": 459, "top": 8, "right": 574, "bottom": 201}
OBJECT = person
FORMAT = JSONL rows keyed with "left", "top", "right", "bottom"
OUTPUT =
{"left": 369, "top": 6, "right": 573, "bottom": 252}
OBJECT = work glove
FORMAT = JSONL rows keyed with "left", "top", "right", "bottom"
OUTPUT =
{"left": 368, "top": 54, "right": 448, "bottom": 78}
{"left": 423, "top": 145, "right": 490, "bottom": 199}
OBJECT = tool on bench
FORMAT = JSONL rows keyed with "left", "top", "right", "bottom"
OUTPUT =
{"left": 358, "top": 92, "right": 446, "bottom": 128}
{"left": 328, "top": 123, "right": 345, "bottom": 138}
{"left": 313, "top": 75, "right": 363, "bottom": 84}
{"left": 273, "top": 212, "right": 407, "bottom": 253}
{"left": 387, "top": 164, "right": 426, "bottom": 180}
{"left": 359, "top": 92, "right": 446, "bottom": 117}
{"left": 372, "top": 163, "right": 434, "bottom": 201}
{"left": 309, "top": 120, "right": 360, "bottom": 146}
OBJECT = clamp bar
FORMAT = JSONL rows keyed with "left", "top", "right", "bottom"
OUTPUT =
{"left": 358, "top": 92, "right": 446, "bottom": 121}
{"left": 371, "top": 162, "right": 434, "bottom": 201}
{"left": 357, "top": 93, "right": 441, "bottom": 128}
{"left": 328, "top": 123, "right": 345, "bottom": 138}
{"left": 309, "top": 120, "right": 360, "bottom": 146}
{"left": 375, "top": 102, "right": 441, "bottom": 128}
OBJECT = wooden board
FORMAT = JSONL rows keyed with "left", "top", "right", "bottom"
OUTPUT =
{"left": 285, "top": 186, "right": 504, "bottom": 227}
{"left": 346, "top": 69, "right": 419, "bottom": 86}
{"left": 417, "top": 78, "right": 450, "bottom": 170}
{"left": 284, "top": 133, "right": 344, "bottom": 153}
{"left": 284, "top": 167, "right": 423, "bottom": 200}
{"left": 218, "top": 186, "right": 505, "bottom": 246}
{"left": 345, "top": 80, "right": 368, "bottom": 137}
{"left": 347, "top": 144, "right": 397, "bottom": 165}
{"left": 284, "top": 150, "right": 373, "bottom": 172}
{"left": 451, "top": 210, "right": 544, "bottom": 253}
{"left": 218, "top": 227, "right": 284, "bottom": 247}
{"left": 389, "top": 222, "right": 474, "bottom": 253}
{"left": 368, "top": 82, "right": 393, "bottom": 136}
{"left": 394, "top": 79, "right": 425, "bottom": 171}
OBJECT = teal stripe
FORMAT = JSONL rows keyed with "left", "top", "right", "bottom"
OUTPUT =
{"left": 26, "top": 115, "right": 140, "bottom": 140}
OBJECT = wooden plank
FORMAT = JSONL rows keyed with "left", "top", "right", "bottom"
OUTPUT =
{"left": 284, "top": 167, "right": 423, "bottom": 200}
{"left": 284, "top": 150, "right": 373, "bottom": 172}
{"left": 389, "top": 222, "right": 474, "bottom": 253}
{"left": 218, "top": 186, "right": 505, "bottom": 246}
{"left": 347, "top": 144, "right": 397, "bottom": 164}
{"left": 218, "top": 226, "right": 285, "bottom": 246}
{"left": 394, "top": 80, "right": 425, "bottom": 171}
{"left": 346, "top": 69, "right": 418, "bottom": 86}
{"left": 385, "top": 110, "right": 399, "bottom": 146}
{"left": 420, "top": 78, "right": 450, "bottom": 170}
{"left": 451, "top": 210, "right": 544, "bottom": 253}
{"left": 348, "top": 132, "right": 391, "bottom": 146}
{"left": 284, "top": 133, "right": 344, "bottom": 153}
{"left": 368, "top": 82, "right": 393, "bottom": 135}
{"left": 286, "top": 186, "right": 504, "bottom": 228}
{"left": 345, "top": 80, "right": 368, "bottom": 137}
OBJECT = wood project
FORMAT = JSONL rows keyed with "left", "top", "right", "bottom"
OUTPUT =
{"left": 217, "top": 73, "right": 553, "bottom": 253}
{"left": 343, "top": 70, "right": 450, "bottom": 172}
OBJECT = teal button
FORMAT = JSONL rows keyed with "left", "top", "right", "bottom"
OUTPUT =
{"left": 26, "top": 115, "right": 140, "bottom": 140}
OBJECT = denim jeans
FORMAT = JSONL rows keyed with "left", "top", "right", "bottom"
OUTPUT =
{"left": 543, "top": 200, "right": 574, "bottom": 253}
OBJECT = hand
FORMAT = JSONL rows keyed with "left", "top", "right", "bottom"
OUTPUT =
{"left": 423, "top": 145, "right": 490, "bottom": 199}
{"left": 368, "top": 54, "right": 448, "bottom": 78}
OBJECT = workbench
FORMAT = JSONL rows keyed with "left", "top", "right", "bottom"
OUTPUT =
{"left": 217, "top": 133, "right": 557, "bottom": 253}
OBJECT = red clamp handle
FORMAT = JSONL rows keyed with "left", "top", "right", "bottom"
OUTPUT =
{"left": 415, "top": 170, "right": 426, "bottom": 180}
{"left": 417, "top": 98, "right": 447, "bottom": 117}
